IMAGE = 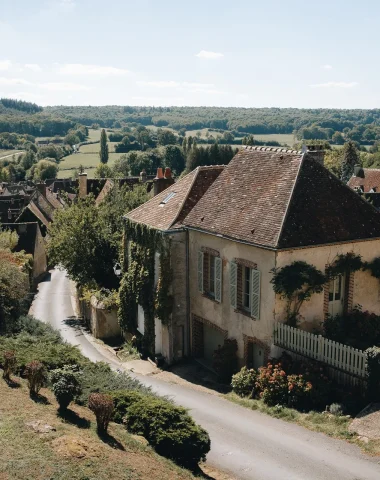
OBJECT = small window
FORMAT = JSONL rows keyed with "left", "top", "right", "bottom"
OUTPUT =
{"left": 208, "top": 255, "right": 216, "bottom": 297}
{"left": 160, "top": 192, "right": 176, "bottom": 205}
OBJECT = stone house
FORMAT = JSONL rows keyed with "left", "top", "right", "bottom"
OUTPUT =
{"left": 124, "top": 147, "right": 380, "bottom": 368}
{"left": 1, "top": 222, "right": 47, "bottom": 283}
{"left": 125, "top": 166, "right": 224, "bottom": 363}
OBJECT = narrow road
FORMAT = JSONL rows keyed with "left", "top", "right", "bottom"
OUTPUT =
{"left": 30, "top": 269, "right": 380, "bottom": 480}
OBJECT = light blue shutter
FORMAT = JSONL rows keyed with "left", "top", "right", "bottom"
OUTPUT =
{"left": 251, "top": 269, "right": 261, "bottom": 319}
{"left": 197, "top": 251, "right": 204, "bottom": 293}
{"left": 230, "top": 261, "right": 237, "bottom": 308}
{"left": 215, "top": 257, "right": 222, "bottom": 302}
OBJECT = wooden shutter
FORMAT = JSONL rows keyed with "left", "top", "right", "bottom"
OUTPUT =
{"left": 230, "top": 261, "right": 237, "bottom": 308}
{"left": 251, "top": 269, "right": 261, "bottom": 319}
{"left": 197, "top": 251, "right": 204, "bottom": 293}
{"left": 215, "top": 257, "right": 222, "bottom": 302}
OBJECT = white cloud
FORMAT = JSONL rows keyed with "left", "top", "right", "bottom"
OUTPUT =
{"left": 58, "top": 63, "right": 129, "bottom": 76}
{"left": 0, "top": 77, "right": 31, "bottom": 86}
{"left": 25, "top": 63, "right": 42, "bottom": 72}
{"left": 195, "top": 50, "right": 224, "bottom": 59}
{"left": 0, "top": 60, "right": 12, "bottom": 71}
{"left": 322, "top": 64, "right": 333, "bottom": 70}
{"left": 39, "top": 82, "right": 90, "bottom": 91}
{"left": 56, "top": 0, "right": 76, "bottom": 11}
{"left": 310, "top": 81, "right": 358, "bottom": 88}
{"left": 137, "top": 80, "right": 215, "bottom": 89}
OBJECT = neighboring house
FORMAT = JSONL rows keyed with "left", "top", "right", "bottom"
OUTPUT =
{"left": 0, "top": 222, "right": 47, "bottom": 282}
{"left": 124, "top": 147, "right": 380, "bottom": 368}
{"left": 125, "top": 166, "right": 224, "bottom": 362}
{"left": 347, "top": 166, "right": 380, "bottom": 210}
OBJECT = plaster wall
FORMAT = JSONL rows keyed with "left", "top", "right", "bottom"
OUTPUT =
{"left": 275, "top": 239, "right": 380, "bottom": 331}
{"left": 33, "top": 227, "right": 47, "bottom": 280}
{"left": 188, "top": 230, "right": 277, "bottom": 363}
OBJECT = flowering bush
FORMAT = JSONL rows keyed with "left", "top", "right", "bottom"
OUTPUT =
{"left": 25, "top": 360, "right": 47, "bottom": 395}
{"left": 231, "top": 367, "right": 257, "bottom": 397}
{"left": 255, "top": 364, "right": 288, "bottom": 406}
{"left": 287, "top": 374, "right": 312, "bottom": 409}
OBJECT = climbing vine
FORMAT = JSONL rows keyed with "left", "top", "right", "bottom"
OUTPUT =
{"left": 270, "top": 261, "right": 326, "bottom": 326}
{"left": 118, "top": 219, "right": 173, "bottom": 357}
{"left": 326, "top": 252, "right": 363, "bottom": 279}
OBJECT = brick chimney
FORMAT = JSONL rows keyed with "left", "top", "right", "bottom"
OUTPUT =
{"left": 153, "top": 168, "right": 174, "bottom": 196}
{"left": 36, "top": 181, "right": 47, "bottom": 197}
{"left": 306, "top": 144, "right": 325, "bottom": 165}
{"left": 79, "top": 172, "right": 88, "bottom": 199}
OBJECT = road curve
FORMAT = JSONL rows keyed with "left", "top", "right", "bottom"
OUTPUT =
{"left": 30, "top": 269, "right": 380, "bottom": 480}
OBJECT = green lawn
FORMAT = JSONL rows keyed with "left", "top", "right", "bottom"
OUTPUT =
{"left": 79, "top": 142, "right": 118, "bottom": 153}
{"left": 58, "top": 152, "right": 122, "bottom": 178}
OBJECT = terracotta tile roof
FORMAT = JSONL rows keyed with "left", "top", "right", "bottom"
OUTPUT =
{"left": 183, "top": 146, "right": 380, "bottom": 249}
{"left": 125, "top": 166, "right": 224, "bottom": 231}
{"left": 347, "top": 168, "right": 380, "bottom": 193}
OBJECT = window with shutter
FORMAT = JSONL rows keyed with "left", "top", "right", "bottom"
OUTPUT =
{"left": 197, "top": 251, "right": 204, "bottom": 293}
{"left": 214, "top": 257, "right": 222, "bottom": 302}
{"left": 230, "top": 261, "right": 237, "bottom": 308}
{"left": 250, "top": 269, "right": 261, "bottom": 319}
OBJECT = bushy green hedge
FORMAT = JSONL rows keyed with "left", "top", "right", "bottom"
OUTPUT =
{"left": 77, "top": 362, "right": 151, "bottom": 405}
{"left": 124, "top": 396, "right": 210, "bottom": 467}
{"left": 109, "top": 390, "right": 148, "bottom": 423}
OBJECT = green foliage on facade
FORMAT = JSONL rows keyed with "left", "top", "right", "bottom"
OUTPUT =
{"left": 118, "top": 220, "right": 173, "bottom": 357}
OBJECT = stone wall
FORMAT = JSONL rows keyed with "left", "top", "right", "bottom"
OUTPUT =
{"left": 79, "top": 295, "right": 121, "bottom": 340}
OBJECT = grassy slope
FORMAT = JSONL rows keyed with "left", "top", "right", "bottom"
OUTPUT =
{"left": 0, "top": 376, "right": 195, "bottom": 480}
{"left": 226, "top": 393, "right": 380, "bottom": 456}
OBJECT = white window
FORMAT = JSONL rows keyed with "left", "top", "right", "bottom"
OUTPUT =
{"left": 328, "top": 275, "right": 345, "bottom": 316}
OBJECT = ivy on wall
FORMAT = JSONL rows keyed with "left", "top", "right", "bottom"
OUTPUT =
{"left": 118, "top": 219, "right": 173, "bottom": 357}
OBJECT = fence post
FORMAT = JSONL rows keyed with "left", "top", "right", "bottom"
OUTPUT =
{"left": 317, "top": 335, "right": 324, "bottom": 362}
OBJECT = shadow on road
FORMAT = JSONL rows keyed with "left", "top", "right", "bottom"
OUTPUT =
{"left": 165, "top": 360, "right": 231, "bottom": 394}
{"left": 63, "top": 316, "right": 91, "bottom": 334}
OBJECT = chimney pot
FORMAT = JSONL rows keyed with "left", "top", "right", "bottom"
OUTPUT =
{"left": 164, "top": 167, "right": 172, "bottom": 179}
{"left": 155, "top": 168, "right": 164, "bottom": 179}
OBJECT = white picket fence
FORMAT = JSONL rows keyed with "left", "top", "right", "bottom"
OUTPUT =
{"left": 274, "top": 322, "right": 367, "bottom": 378}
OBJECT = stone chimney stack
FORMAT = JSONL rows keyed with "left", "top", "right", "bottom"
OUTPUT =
{"left": 139, "top": 169, "right": 147, "bottom": 183}
{"left": 306, "top": 144, "right": 325, "bottom": 166}
{"left": 36, "top": 181, "right": 47, "bottom": 197}
{"left": 79, "top": 173, "right": 88, "bottom": 199}
{"left": 153, "top": 167, "right": 175, "bottom": 196}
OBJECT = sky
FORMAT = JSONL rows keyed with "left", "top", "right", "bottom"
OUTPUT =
{"left": 0, "top": 0, "right": 379, "bottom": 108}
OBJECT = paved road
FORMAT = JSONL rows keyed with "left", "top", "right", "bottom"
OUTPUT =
{"left": 30, "top": 269, "right": 380, "bottom": 480}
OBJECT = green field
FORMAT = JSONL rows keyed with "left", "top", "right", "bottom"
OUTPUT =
{"left": 58, "top": 152, "right": 122, "bottom": 178}
{"left": 79, "top": 142, "right": 118, "bottom": 153}
{"left": 185, "top": 129, "right": 296, "bottom": 146}
{"left": 0, "top": 149, "right": 24, "bottom": 159}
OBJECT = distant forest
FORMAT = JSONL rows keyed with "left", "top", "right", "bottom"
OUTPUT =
{"left": 2, "top": 99, "right": 380, "bottom": 145}
{"left": 45, "top": 106, "right": 380, "bottom": 145}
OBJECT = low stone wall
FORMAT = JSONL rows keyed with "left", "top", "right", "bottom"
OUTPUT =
{"left": 79, "top": 295, "right": 121, "bottom": 340}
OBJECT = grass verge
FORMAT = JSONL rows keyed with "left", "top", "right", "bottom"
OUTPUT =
{"left": 226, "top": 392, "right": 380, "bottom": 456}
{"left": 0, "top": 375, "right": 196, "bottom": 480}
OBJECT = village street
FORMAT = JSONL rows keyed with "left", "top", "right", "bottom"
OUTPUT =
{"left": 30, "top": 268, "right": 380, "bottom": 480}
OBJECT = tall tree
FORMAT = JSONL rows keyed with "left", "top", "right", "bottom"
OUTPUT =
{"left": 99, "top": 129, "right": 109, "bottom": 164}
{"left": 340, "top": 141, "right": 360, "bottom": 184}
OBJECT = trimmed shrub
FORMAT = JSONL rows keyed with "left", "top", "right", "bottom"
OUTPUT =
{"left": 329, "top": 403, "right": 345, "bottom": 416}
{"left": 88, "top": 393, "right": 114, "bottom": 434}
{"left": 77, "top": 361, "right": 151, "bottom": 405}
{"left": 109, "top": 390, "right": 148, "bottom": 424}
{"left": 2, "top": 350, "right": 17, "bottom": 381}
{"left": 50, "top": 365, "right": 82, "bottom": 411}
{"left": 213, "top": 338, "right": 238, "bottom": 383}
{"left": 25, "top": 360, "right": 47, "bottom": 395}
{"left": 231, "top": 367, "right": 257, "bottom": 398}
{"left": 5, "top": 315, "right": 61, "bottom": 339}
{"left": 124, "top": 396, "right": 210, "bottom": 467}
